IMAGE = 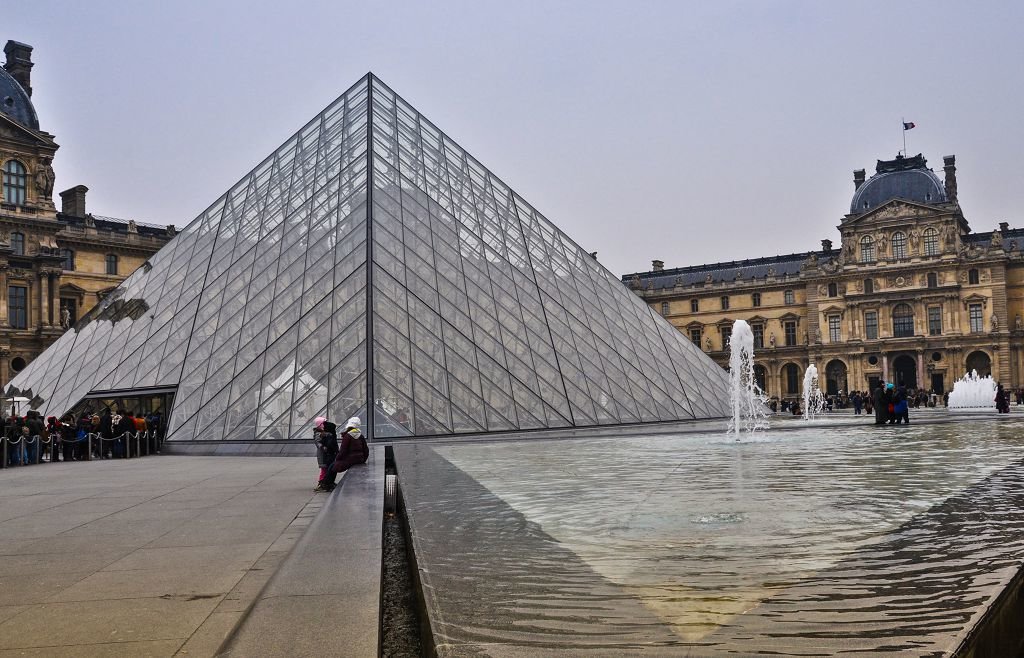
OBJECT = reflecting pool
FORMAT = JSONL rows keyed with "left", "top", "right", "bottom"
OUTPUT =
{"left": 394, "top": 414, "right": 1024, "bottom": 655}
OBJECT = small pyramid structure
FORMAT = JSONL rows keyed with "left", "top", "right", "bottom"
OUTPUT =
{"left": 7, "top": 75, "right": 730, "bottom": 443}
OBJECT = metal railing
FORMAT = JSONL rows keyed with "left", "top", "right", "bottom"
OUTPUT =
{"left": 1, "top": 430, "right": 162, "bottom": 468}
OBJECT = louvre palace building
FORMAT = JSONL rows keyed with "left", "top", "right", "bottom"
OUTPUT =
{"left": 624, "top": 151, "right": 1024, "bottom": 401}
{"left": 0, "top": 40, "right": 172, "bottom": 391}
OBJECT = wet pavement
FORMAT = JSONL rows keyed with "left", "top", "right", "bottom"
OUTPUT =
{"left": 395, "top": 413, "right": 1024, "bottom": 656}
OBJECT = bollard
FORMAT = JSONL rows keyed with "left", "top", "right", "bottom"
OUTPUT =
{"left": 1, "top": 437, "right": 6, "bottom": 469}
{"left": 33, "top": 436, "right": 40, "bottom": 465}
{"left": 135, "top": 433, "right": 140, "bottom": 458}
{"left": 86, "top": 434, "right": 92, "bottom": 461}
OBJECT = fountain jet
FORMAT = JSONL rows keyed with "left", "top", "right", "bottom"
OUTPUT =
{"left": 727, "top": 320, "right": 770, "bottom": 434}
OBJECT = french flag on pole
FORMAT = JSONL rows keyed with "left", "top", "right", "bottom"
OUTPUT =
{"left": 903, "top": 121, "right": 916, "bottom": 130}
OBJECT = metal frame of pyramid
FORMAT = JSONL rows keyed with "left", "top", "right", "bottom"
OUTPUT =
{"left": 6, "top": 74, "right": 730, "bottom": 444}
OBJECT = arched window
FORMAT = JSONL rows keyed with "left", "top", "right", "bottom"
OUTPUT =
{"left": 968, "top": 268, "right": 979, "bottom": 285}
{"left": 860, "top": 235, "right": 875, "bottom": 263}
{"left": 105, "top": 254, "right": 119, "bottom": 275}
{"left": 784, "top": 363, "right": 800, "bottom": 395}
{"left": 751, "top": 292, "right": 761, "bottom": 307}
{"left": 892, "top": 303, "right": 915, "bottom": 338}
{"left": 864, "top": 278, "right": 874, "bottom": 294}
{"left": 10, "top": 231, "right": 24, "bottom": 255}
{"left": 892, "top": 232, "right": 907, "bottom": 259}
{"left": 2, "top": 160, "right": 27, "bottom": 205}
{"left": 60, "top": 248, "right": 75, "bottom": 271}
{"left": 827, "top": 282, "right": 838, "bottom": 297}
{"left": 923, "top": 228, "right": 939, "bottom": 256}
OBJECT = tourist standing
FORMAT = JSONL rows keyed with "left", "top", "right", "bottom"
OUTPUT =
{"left": 995, "top": 384, "right": 1011, "bottom": 414}
{"left": 872, "top": 382, "right": 888, "bottom": 425}
{"left": 313, "top": 417, "right": 338, "bottom": 492}
{"left": 852, "top": 392, "right": 863, "bottom": 415}
{"left": 893, "top": 386, "right": 910, "bottom": 424}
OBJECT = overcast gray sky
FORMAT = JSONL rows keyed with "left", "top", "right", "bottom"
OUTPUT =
{"left": 10, "top": 1, "right": 1024, "bottom": 276}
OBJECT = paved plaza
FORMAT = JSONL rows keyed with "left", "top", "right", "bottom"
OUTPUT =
{"left": 0, "top": 456, "right": 320, "bottom": 656}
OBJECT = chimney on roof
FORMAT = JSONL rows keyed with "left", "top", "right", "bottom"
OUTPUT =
{"left": 821, "top": 239, "right": 832, "bottom": 253}
{"left": 1000, "top": 222, "right": 1009, "bottom": 234}
{"left": 3, "top": 41, "right": 33, "bottom": 97}
{"left": 651, "top": 259, "right": 664, "bottom": 272}
{"left": 60, "top": 185, "right": 88, "bottom": 217}
{"left": 943, "top": 155, "right": 958, "bottom": 203}
{"left": 853, "top": 169, "right": 866, "bottom": 190}
{"left": 589, "top": 251, "right": 598, "bottom": 260}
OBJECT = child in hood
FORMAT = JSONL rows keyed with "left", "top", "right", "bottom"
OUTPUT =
{"left": 321, "top": 417, "right": 368, "bottom": 492}
{"left": 313, "top": 417, "right": 338, "bottom": 492}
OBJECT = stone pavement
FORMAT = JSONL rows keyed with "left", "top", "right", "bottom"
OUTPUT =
{"left": 0, "top": 456, "right": 321, "bottom": 656}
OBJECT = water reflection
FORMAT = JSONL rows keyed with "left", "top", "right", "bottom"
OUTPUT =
{"left": 397, "top": 416, "right": 1024, "bottom": 654}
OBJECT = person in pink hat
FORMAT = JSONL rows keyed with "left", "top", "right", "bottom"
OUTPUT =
{"left": 312, "top": 416, "right": 338, "bottom": 492}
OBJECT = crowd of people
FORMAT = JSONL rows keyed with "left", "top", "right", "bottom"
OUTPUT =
{"left": 768, "top": 381, "right": 1023, "bottom": 423}
{"left": 3, "top": 408, "right": 164, "bottom": 466}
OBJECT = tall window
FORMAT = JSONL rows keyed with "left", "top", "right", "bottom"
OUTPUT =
{"left": 785, "top": 363, "right": 800, "bottom": 395}
{"left": 968, "top": 269, "right": 979, "bottom": 285}
{"left": 8, "top": 285, "right": 27, "bottom": 329}
{"left": 2, "top": 160, "right": 27, "bottom": 205}
{"left": 865, "top": 311, "right": 878, "bottom": 340}
{"left": 784, "top": 289, "right": 795, "bottom": 305}
{"left": 828, "top": 315, "right": 841, "bottom": 342}
{"left": 10, "top": 231, "right": 24, "bottom": 255}
{"left": 892, "top": 232, "right": 907, "bottom": 259}
{"left": 860, "top": 235, "right": 875, "bottom": 263}
{"left": 864, "top": 278, "right": 874, "bottom": 294}
{"left": 969, "top": 303, "right": 984, "bottom": 332}
{"left": 60, "top": 248, "right": 75, "bottom": 271}
{"left": 892, "top": 303, "right": 914, "bottom": 337}
{"left": 720, "top": 296, "right": 730, "bottom": 310}
{"left": 923, "top": 228, "right": 939, "bottom": 256}
{"left": 105, "top": 254, "right": 119, "bottom": 275}
{"left": 660, "top": 301, "right": 670, "bottom": 316}
{"left": 689, "top": 328, "right": 701, "bottom": 346}
{"left": 827, "top": 282, "right": 838, "bottom": 297}
{"left": 690, "top": 298, "right": 699, "bottom": 313}
{"left": 928, "top": 306, "right": 942, "bottom": 336}
{"left": 752, "top": 324, "right": 764, "bottom": 349}
{"left": 784, "top": 320, "right": 797, "bottom": 346}
{"left": 752, "top": 292, "right": 761, "bottom": 307}
{"left": 720, "top": 326, "right": 732, "bottom": 349}
{"left": 927, "top": 272, "right": 938, "bottom": 288}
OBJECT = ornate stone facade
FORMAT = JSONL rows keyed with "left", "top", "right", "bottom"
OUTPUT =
{"left": 625, "top": 153, "right": 1024, "bottom": 400}
{"left": 0, "top": 40, "right": 172, "bottom": 390}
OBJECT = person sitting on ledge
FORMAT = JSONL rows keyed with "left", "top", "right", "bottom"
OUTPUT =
{"left": 321, "top": 417, "right": 368, "bottom": 492}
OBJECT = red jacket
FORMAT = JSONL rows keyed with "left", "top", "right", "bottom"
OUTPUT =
{"left": 333, "top": 430, "right": 368, "bottom": 473}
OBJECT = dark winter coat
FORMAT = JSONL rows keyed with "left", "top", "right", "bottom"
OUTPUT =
{"left": 872, "top": 386, "right": 888, "bottom": 424}
{"left": 333, "top": 429, "right": 369, "bottom": 473}
{"left": 315, "top": 422, "right": 339, "bottom": 467}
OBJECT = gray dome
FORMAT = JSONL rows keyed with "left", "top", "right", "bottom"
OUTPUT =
{"left": 0, "top": 66, "right": 38, "bottom": 130}
{"left": 850, "top": 154, "right": 947, "bottom": 214}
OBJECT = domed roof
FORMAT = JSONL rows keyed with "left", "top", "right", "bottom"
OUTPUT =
{"left": 850, "top": 154, "right": 946, "bottom": 214}
{"left": 0, "top": 66, "right": 38, "bottom": 130}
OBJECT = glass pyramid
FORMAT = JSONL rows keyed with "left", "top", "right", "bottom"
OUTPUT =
{"left": 6, "top": 74, "right": 730, "bottom": 442}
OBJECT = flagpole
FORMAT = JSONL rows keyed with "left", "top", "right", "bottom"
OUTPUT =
{"left": 902, "top": 117, "right": 906, "bottom": 156}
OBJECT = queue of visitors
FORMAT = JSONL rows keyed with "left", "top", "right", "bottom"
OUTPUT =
{"left": 3, "top": 408, "right": 163, "bottom": 466}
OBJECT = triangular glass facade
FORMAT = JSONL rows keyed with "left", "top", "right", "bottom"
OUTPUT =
{"left": 6, "top": 75, "right": 730, "bottom": 442}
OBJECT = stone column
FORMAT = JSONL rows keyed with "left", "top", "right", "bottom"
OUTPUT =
{"left": 39, "top": 272, "right": 50, "bottom": 326}
{"left": 0, "top": 266, "right": 7, "bottom": 327}
{"left": 881, "top": 352, "right": 889, "bottom": 382}
{"left": 916, "top": 350, "right": 925, "bottom": 389}
{"left": 0, "top": 350, "right": 8, "bottom": 391}
{"left": 49, "top": 272, "right": 58, "bottom": 326}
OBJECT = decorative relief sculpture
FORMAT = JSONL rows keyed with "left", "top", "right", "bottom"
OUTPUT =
{"left": 59, "top": 306, "right": 71, "bottom": 330}
{"left": 1016, "top": 314, "right": 1022, "bottom": 331}
{"left": 705, "top": 336, "right": 712, "bottom": 351}
{"left": 769, "top": 332, "right": 776, "bottom": 348}
{"left": 991, "top": 230, "right": 1003, "bottom": 248}
{"left": 991, "top": 313, "right": 999, "bottom": 331}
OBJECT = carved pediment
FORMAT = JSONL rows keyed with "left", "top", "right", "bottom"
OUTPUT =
{"left": 843, "top": 199, "right": 941, "bottom": 227}
{"left": 0, "top": 113, "right": 56, "bottom": 147}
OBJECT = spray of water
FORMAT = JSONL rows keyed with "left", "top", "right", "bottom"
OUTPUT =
{"left": 727, "top": 320, "right": 770, "bottom": 434}
{"left": 802, "top": 364, "right": 826, "bottom": 421}
{"left": 947, "top": 370, "right": 997, "bottom": 409}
